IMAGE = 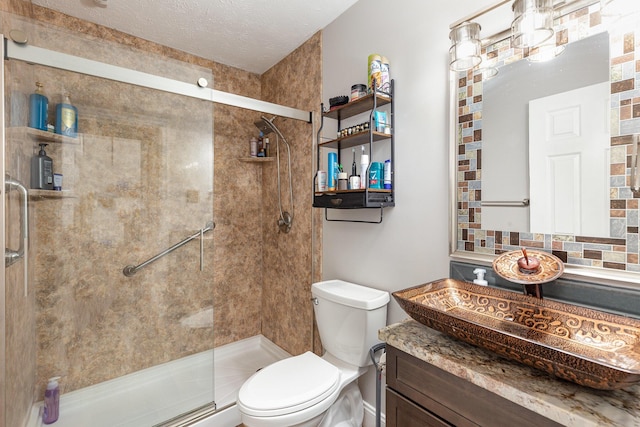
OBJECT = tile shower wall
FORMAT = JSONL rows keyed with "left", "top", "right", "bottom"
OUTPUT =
{"left": 260, "top": 32, "right": 321, "bottom": 356}
{"left": 456, "top": 4, "right": 640, "bottom": 272}
{"left": 2, "top": 2, "right": 319, "bottom": 426}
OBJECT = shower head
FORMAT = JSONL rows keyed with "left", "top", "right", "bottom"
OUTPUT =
{"left": 254, "top": 117, "right": 275, "bottom": 135}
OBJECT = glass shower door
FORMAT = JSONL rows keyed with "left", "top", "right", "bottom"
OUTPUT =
{"left": 4, "top": 29, "right": 215, "bottom": 426}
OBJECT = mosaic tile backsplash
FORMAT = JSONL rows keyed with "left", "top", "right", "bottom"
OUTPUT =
{"left": 456, "top": 4, "right": 640, "bottom": 273}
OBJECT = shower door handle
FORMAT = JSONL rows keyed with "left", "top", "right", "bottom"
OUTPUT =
{"left": 5, "top": 178, "right": 29, "bottom": 268}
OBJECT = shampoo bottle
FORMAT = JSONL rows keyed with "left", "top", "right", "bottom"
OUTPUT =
{"left": 31, "top": 144, "right": 54, "bottom": 190}
{"left": 29, "top": 82, "right": 48, "bottom": 131}
{"left": 55, "top": 93, "right": 78, "bottom": 137}
{"left": 43, "top": 376, "right": 60, "bottom": 424}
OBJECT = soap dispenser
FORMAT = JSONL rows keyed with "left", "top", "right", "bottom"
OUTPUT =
{"left": 43, "top": 376, "right": 60, "bottom": 424}
{"left": 473, "top": 268, "right": 488, "bottom": 286}
{"left": 31, "top": 143, "right": 54, "bottom": 190}
{"left": 55, "top": 93, "right": 78, "bottom": 137}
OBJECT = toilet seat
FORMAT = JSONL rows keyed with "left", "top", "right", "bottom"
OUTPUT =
{"left": 238, "top": 351, "right": 340, "bottom": 417}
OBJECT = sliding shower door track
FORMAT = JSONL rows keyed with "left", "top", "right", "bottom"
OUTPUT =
{"left": 152, "top": 401, "right": 222, "bottom": 427}
{"left": 4, "top": 37, "right": 312, "bottom": 123}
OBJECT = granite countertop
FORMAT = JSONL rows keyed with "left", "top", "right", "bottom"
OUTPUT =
{"left": 379, "top": 319, "right": 640, "bottom": 427}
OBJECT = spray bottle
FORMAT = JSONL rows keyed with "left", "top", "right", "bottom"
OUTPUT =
{"left": 43, "top": 376, "right": 61, "bottom": 424}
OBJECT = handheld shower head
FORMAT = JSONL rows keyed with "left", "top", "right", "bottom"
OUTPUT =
{"left": 254, "top": 117, "right": 275, "bottom": 135}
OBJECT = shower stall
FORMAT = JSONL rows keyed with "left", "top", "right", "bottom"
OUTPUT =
{"left": 1, "top": 9, "right": 316, "bottom": 427}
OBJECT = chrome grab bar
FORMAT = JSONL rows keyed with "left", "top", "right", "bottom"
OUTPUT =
{"left": 481, "top": 198, "right": 530, "bottom": 207}
{"left": 123, "top": 221, "right": 215, "bottom": 277}
{"left": 5, "top": 178, "right": 29, "bottom": 268}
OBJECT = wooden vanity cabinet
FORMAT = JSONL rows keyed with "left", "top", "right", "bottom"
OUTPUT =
{"left": 385, "top": 345, "right": 562, "bottom": 427}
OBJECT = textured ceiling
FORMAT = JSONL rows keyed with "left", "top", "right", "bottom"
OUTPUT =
{"left": 31, "top": 0, "right": 360, "bottom": 74}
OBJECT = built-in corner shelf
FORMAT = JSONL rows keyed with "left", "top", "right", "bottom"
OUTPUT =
{"left": 7, "top": 127, "right": 81, "bottom": 145}
{"left": 28, "top": 189, "right": 75, "bottom": 199}
{"left": 238, "top": 157, "right": 275, "bottom": 163}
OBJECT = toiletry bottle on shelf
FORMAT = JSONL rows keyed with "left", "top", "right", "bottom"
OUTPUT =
{"left": 29, "top": 82, "right": 48, "bottom": 131}
{"left": 369, "top": 162, "right": 383, "bottom": 189}
{"left": 31, "top": 143, "right": 54, "bottom": 190}
{"left": 328, "top": 152, "right": 338, "bottom": 191}
{"left": 349, "top": 148, "right": 360, "bottom": 189}
{"left": 264, "top": 137, "right": 270, "bottom": 157}
{"left": 250, "top": 137, "right": 258, "bottom": 157}
{"left": 384, "top": 159, "right": 392, "bottom": 189}
{"left": 55, "top": 93, "right": 78, "bottom": 137}
{"left": 360, "top": 146, "right": 369, "bottom": 189}
{"left": 43, "top": 376, "right": 60, "bottom": 424}
{"left": 257, "top": 131, "right": 264, "bottom": 156}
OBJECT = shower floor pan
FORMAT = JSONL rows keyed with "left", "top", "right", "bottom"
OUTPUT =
{"left": 26, "top": 335, "right": 289, "bottom": 427}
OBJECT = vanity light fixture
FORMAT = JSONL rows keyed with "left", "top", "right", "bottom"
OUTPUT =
{"left": 449, "top": 21, "right": 482, "bottom": 72}
{"left": 527, "top": 36, "right": 565, "bottom": 62}
{"left": 511, "top": 0, "right": 555, "bottom": 49}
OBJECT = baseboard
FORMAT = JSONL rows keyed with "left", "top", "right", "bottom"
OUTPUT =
{"left": 363, "top": 400, "right": 385, "bottom": 427}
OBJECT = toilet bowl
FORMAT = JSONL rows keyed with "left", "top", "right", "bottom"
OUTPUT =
{"left": 237, "top": 280, "right": 389, "bottom": 427}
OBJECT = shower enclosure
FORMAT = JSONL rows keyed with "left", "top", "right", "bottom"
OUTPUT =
{"left": 1, "top": 10, "right": 313, "bottom": 427}
{"left": 4, "top": 15, "right": 216, "bottom": 427}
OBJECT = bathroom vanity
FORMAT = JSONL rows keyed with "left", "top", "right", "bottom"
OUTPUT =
{"left": 380, "top": 320, "right": 640, "bottom": 427}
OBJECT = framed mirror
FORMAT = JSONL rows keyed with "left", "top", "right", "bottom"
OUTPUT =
{"left": 450, "top": 0, "right": 640, "bottom": 283}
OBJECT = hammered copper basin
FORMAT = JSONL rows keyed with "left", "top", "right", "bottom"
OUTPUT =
{"left": 393, "top": 278, "right": 640, "bottom": 390}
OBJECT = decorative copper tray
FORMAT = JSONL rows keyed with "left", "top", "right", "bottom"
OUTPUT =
{"left": 393, "top": 278, "right": 640, "bottom": 390}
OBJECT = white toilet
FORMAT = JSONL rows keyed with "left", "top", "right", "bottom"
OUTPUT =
{"left": 237, "top": 279, "right": 390, "bottom": 427}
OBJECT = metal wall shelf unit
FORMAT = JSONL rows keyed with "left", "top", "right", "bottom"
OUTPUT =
{"left": 314, "top": 80, "right": 395, "bottom": 224}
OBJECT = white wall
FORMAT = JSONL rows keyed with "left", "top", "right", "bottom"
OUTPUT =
{"left": 321, "top": 0, "right": 496, "bottom": 423}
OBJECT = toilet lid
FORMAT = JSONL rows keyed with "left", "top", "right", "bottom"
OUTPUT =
{"left": 238, "top": 351, "right": 340, "bottom": 417}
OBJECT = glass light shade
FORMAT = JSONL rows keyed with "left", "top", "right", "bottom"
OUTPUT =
{"left": 528, "top": 37, "right": 565, "bottom": 62}
{"left": 511, "top": 0, "right": 554, "bottom": 49}
{"left": 449, "top": 22, "right": 482, "bottom": 72}
{"left": 479, "top": 66, "right": 499, "bottom": 80}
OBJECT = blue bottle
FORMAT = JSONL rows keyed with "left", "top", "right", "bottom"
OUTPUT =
{"left": 28, "top": 82, "right": 48, "bottom": 131}
{"left": 328, "top": 152, "right": 338, "bottom": 191}
{"left": 55, "top": 93, "right": 78, "bottom": 137}
{"left": 368, "top": 162, "right": 384, "bottom": 189}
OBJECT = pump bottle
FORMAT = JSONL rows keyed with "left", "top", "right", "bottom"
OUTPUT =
{"left": 29, "top": 82, "right": 48, "bottom": 131}
{"left": 43, "top": 376, "right": 60, "bottom": 424}
{"left": 55, "top": 93, "right": 78, "bottom": 137}
{"left": 31, "top": 144, "right": 54, "bottom": 190}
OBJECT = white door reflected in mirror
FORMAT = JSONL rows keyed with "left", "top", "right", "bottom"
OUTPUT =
{"left": 529, "top": 82, "right": 610, "bottom": 237}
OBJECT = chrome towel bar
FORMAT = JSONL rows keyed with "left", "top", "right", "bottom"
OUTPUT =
{"left": 481, "top": 198, "right": 530, "bottom": 207}
{"left": 123, "top": 221, "right": 214, "bottom": 277}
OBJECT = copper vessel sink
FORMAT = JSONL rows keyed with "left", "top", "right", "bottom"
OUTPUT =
{"left": 393, "top": 278, "right": 640, "bottom": 390}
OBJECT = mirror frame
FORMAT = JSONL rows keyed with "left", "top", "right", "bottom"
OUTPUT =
{"left": 449, "top": 0, "right": 640, "bottom": 288}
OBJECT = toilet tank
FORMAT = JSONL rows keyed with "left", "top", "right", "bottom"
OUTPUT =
{"left": 312, "top": 280, "right": 389, "bottom": 367}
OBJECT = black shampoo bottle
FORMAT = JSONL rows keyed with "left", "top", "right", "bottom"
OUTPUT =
{"left": 31, "top": 143, "right": 53, "bottom": 190}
